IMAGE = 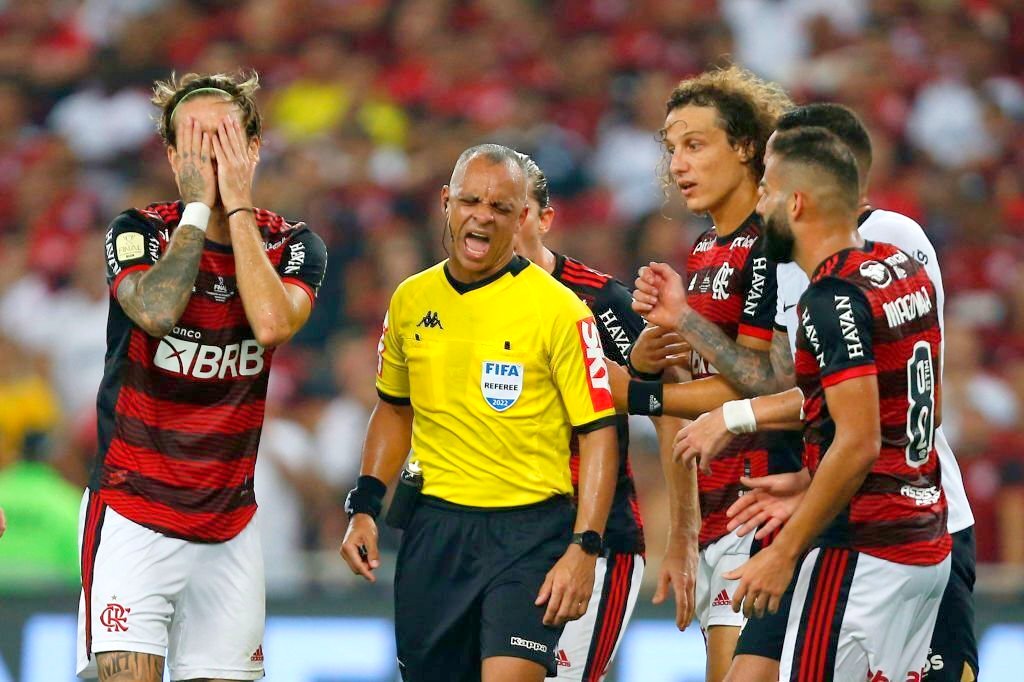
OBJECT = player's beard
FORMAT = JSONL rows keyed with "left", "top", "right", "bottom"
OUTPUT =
{"left": 763, "top": 209, "right": 796, "bottom": 264}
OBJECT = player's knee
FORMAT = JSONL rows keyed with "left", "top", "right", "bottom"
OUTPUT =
{"left": 723, "top": 654, "right": 780, "bottom": 682}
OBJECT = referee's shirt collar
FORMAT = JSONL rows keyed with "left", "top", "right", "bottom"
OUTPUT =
{"left": 444, "top": 255, "right": 529, "bottom": 294}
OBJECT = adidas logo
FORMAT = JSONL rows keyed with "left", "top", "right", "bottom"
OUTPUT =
{"left": 712, "top": 589, "right": 732, "bottom": 607}
{"left": 649, "top": 394, "right": 661, "bottom": 412}
{"left": 556, "top": 649, "right": 571, "bottom": 668}
{"left": 250, "top": 645, "right": 264, "bottom": 663}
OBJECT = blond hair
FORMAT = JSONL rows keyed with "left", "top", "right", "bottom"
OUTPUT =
{"left": 152, "top": 71, "right": 262, "bottom": 147}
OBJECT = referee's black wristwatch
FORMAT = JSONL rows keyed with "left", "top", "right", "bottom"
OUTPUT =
{"left": 570, "top": 530, "right": 603, "bottom": 556}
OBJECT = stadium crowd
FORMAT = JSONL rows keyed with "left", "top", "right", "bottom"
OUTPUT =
{"left": 0, "top": 0, "right": 1022, "bottom": 593}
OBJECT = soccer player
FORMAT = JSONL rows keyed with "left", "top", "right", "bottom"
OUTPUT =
{"left": 674, "top": 104, "right": 977, "bottom": 682}
{"left": 651, "top": 126, "right": 952, "bottom": 681}
{"left": 514, "top": 152, "right": 696, "bottom": 680}
{"left": 339, "top": 144, "right": 619, "bottom": 682}
{"left": 76, "top": 72, "right": 327, "bottom": 681}
{"left": 626, "top": 66, "right": 799, "bottom": 682}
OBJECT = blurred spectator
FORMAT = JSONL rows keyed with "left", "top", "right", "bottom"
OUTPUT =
{"left": 0, "top": 332, "right": 60, "bottom": 467}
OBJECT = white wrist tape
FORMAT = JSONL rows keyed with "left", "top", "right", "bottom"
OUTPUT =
{"left": 180, "top": 202, "right": 211, "bottom": 232}
{"left": 722, "top": 399, "right": 757, "bottom": 434}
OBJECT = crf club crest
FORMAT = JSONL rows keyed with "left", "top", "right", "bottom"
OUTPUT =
{"left": 481, "top": 361, "right": 523, "bottom": 411}
{"left": 100, "top": 601, "right": 130, "bottom": 632}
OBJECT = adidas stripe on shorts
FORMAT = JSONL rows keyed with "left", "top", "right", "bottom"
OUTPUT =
{"left": 780, "top": 547, "right": 950, "bottom": 682}
{"left": 554, "top": 552, "right": 644, "bottom": 681}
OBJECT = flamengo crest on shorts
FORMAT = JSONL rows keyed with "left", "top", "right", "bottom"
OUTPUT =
{"left": 481, "top": 361, "right": 524, "bottom": 411}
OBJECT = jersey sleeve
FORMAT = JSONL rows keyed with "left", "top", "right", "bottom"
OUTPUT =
{"left": 375, "top": 292, "right": 410, "bottom": 404}
{"left": 278, "top": 228, "right": 328, "bottom": 306}
{"left": 105, "top": 211, "right": 164, "bottom": 298}
{"left": 549, "top": 295, "right": 616, "bottom": 430}
{"left": 738, "top": 240, "right": 777, "bottom": 341}
{"left": 799, "top": 279, "right": 876, "bottom": 388}
{"left": 592, "top": 280, "right": 646, "bottom": 366}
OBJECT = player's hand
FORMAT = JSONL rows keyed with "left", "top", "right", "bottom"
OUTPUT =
{"left": 535, "top": 544, "right": 597, "bottom": 626}
{"left": 0, "top": 506, "right": 6, "bottom": 538}
{"left": 607, "top": 361, "right": 630, "bottom": 412}
{"left": 723, "top": 544, "right": 796, "bottom": 619}
{"left": 212, "top": 115, "right": 257, "bottom": 212}
{"left": 674, "top": 408, "right": 734, "bottom": 473}
{"left": 726, "top": 470, "right": 811, "bottom": 540}
{"left": 632, "top": 263, "right": 688, "bottom": 330}
{"left": 173, "top": 117, "right": 216, "bottom": 207}
{"left": 628, "top": 325, "right": 690, "bottom": 375}
{"left": 339, "top": 513, "right": 380, "bottom": 583}
{"left": 652, "top": 541, "right": 698, "bottom": 630}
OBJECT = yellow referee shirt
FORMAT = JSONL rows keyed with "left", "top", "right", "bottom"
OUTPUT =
{"left": 376, "top": 256, "right": 617, "bottom": 507}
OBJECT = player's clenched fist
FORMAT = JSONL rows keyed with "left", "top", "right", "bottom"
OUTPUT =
{"left": 628, "top": 325, "right": 691, "bottom": 376}
{"left": 632, "top": 262, "right": 688, "bottom": 330}
{"left": 340, "top": 514, "right": 381, "bottom": 583}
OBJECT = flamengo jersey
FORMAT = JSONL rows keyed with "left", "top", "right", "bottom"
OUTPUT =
{"left": 376, "top": 256, "right": 617, "bottom": 508}
{"left": 94, "top": 200, "right": 327, "bottom": 542}
{"left": 795, "top": 241, "right": 951, "bottom": 566}
{"left": 776, "top": 208, "right": 973, "bottom": 534}
{"left": 553, "top": 253, "right": 644, "bottom": 555}
{"left": 686, "top": 213, "right": 801, "bottom": 548}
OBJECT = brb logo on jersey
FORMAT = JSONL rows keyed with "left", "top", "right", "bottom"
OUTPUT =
{"left": 481, "top": 361, "right": 524, "bottom": 411}
{"left": 154, "top": 329, "right": 265, "bottom": 379}
{"left": 577, "top": 318, "right": 614, "bottom": 412}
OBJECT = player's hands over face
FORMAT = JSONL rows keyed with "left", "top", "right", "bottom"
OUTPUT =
{"left": 726, "top": 470, "right": 811, "bottom": 541}
{"left": 339, "top": 513, "right": 380, "bottom": 583}
{"left": 536, "top": 544, "right": 596, "bottom": 626}
{"left": 674, "top": 408, "right": 733, "bottom": 473}
{"left": 212, "top": 115, "right": 257, "bottom": 211}
{"left": 173, "top": 117, "right": 217, "bottom": 207}
{"left": 632, "top": 263, "right": 689, "bottom": 330}
{"left": 723, "top": 544, "right": 796, "bottom": 619}
{"left": 628, "top": 325, "right": 691, "bottom": 375}
{"left": 652, "top": 539, "right": 698, "bottom": 630}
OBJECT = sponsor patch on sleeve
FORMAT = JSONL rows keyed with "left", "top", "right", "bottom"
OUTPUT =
{"left": 577, "top": 317, "right": 614, "bottom": 412}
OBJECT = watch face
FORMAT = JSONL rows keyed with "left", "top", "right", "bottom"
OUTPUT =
{"left": 579, "top": 531, "right": 602, "bottom": 555}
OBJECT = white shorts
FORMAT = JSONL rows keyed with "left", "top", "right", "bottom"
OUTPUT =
{"left": 780, "top": 547, "right": 950, "bottom": 682}
{"left": 695, "top": 528, "right": 754, "bottom": 631}
{"left": 76, "top": 491, "right": 266, "bottom": 680}
{"left": 554, "top": 552, "right": 644, "bottom": 681}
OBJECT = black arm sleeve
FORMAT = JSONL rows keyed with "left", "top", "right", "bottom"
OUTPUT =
{"left": 799, "top": 278, "right": 876, "bottom": 386}
{"left": 277, "top": 227, "right": 328, "bottom": 300}
{"left": 105, "top": 210, "right": 164, "bottom": 292}
{"left": 738, "top": 239, "right": 778, "bottom": 339}
{"left": 591, "top": 279, "right": 647, "bottom": 365}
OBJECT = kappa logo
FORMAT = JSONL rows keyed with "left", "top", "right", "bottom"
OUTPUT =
{"left": 154, "top": 335, "right": 265, "bottom": 379}
{"left": 712, "top": 589, "right": 732, "bottom": 607}
{"left": 577, "top": 318, "right": 613, "bottom": 412}
{"left": 481, "top": 361, "right": 524, "bottom": 411}
{"left": 510, "top": 636, "right": 548, "bottom": 653}
{"left": 417, "top": 310, "right": 443, "bottom": 329}
{"left": 100, "top": 601, "right": 130, "bottom": 632}
{"left": 556, "top": 649, "right": 571, "bottom": 668}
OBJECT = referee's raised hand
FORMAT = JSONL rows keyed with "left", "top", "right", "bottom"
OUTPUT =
{"left": 340, "top": 514, "right": 381, "bottom": 583}
{"left": 535, "top": 544, "right": 597, "bottom": 626}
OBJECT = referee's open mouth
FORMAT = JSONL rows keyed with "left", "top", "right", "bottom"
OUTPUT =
{"left": 464, "top": 230, "right": 491, "bottom": 259}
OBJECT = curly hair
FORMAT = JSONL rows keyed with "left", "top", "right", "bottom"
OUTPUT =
{"left": 661, "top": 65, "right": 792, "bottom": 182}
{"left": 152, "top": 71, "right": 262, "bottom": 148}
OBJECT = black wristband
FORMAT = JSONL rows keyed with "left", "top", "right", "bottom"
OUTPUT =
{"left": 226, "top": 206, "right": 255, "bottom": 219}
{"left": 626, "top": 355, "right": 663, "bottom": 381}
{"left": 344, "top": 475, "right": 387, "bottom": 519}
{"left": 627, "top": 380, "right": 664, "bottom": 416}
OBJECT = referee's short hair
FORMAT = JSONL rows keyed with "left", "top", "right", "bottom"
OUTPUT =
{"left": 451, "top": 144, "right": 527, "bottom": 194}
{"left": 769, "top": 126, "right": 860, "bottom": 213}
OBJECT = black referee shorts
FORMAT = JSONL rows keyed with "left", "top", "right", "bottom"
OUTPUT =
{"left": 925, "top": 526, "right": 978, "bottom": 681}
{"left": 394, "top": 495, "right": 574, "bottom": 682}
{"left": 733, "top": 555, "right": 797, "bottom": 661}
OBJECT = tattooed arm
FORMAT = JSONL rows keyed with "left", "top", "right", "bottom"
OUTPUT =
{"left": 116, "top": 225, "right": 205, "bottom": 337}
{"left": 96, "top": 651, "right": 164, "bottom": 682}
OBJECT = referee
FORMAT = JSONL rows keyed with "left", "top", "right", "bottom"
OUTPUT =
{"left": 340, "top": 144, "right": 620, "bottom": 682}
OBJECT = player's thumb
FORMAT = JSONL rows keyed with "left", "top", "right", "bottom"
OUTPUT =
{"left": 649, "top": 262, "right": 678, "bottom": 283}
{"left": 652, "top": 571, "right": 670, "bottom": 604}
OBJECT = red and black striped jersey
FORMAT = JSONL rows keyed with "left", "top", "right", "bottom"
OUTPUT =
{"left": 553, "top": 253, "right": 645, "bottom": 555}
{"left": 795, "top": 240, "right": 950, "bottom": 566}
{"left": 685, "top": 213, "right": 801, "bottom": 548}
{"left": 92, "top": 200, "right": 327, "bottom": 543}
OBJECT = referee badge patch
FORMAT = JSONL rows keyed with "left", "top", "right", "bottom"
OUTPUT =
{"left": 481, "top": 361, "right": 523, "bottom": 411}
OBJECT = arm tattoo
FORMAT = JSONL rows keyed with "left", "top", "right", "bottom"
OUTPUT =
{"left": 177, "top": 153, "right": 208, "bottom": 204}
{"left": 677, "top": 306, "right": 778, "bottom": 397}
{"left": 118, "top": 226, "right": 205, "bottom": 337}
{"left": 96, "top": 651, "right": 164, "bottom": 682}
{"left": 770, "top": 330, "right": 796, "bottom": 390}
